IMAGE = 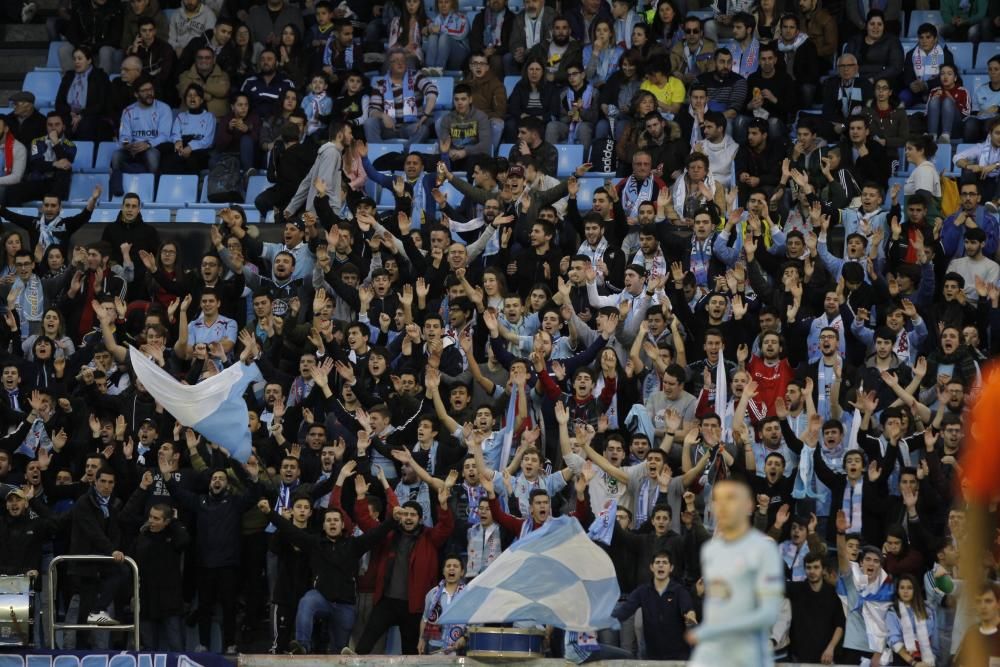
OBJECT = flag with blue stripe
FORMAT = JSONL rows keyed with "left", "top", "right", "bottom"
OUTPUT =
{"left": 587, "top": 497, "right": 617, "bottom": 546}
{"left": 129, "top": 346, "right": 262, "bottom": 463}
{"left": 438, "top": 516, "right": 621, "bottom": 631}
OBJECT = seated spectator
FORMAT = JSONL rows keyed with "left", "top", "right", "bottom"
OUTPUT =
{"left": 567, "top": 0, "right": 613, "bottom": 45}
{"left": 775, "top": 13, "right": 821, "bottom": 108}
{"left": 178, "top": 18, "right": 239, "bottom": 82}
{"left": 161, "top": 84, "right": 217, "bottom": 174}
{"left": 4, "top": 112, "right": 75, "bottom": 204}
{"left": 234, "top": 24, "right": 264, "bottom": 83}
{"left": 926, "top": 64, "right": 971, "bottom": 144}
{"left": 60, "top": 0, "right": 123, "bottom": 74}
{"left": 177, "top": 47, "right": 232, "bottom": 119}
{"left": 965, "top": 55, "right": 1000, "bottom": 143}
{"left": 261, "top": 90, "right": 301, "bottom": 157}
{"left": 0, "top": 117, "right": 27, "bottom": 206}
{"left": 510, "top": 116, "right": 558, "bottom": 178}
{"left": 302, "top": 75, "right": 333, "bottom": 139}
{"left": 168, "top": 0, "right": 216, "bottom": 57}
{"left": 696, "top": 49, "right": 747, "bottom": 122}
{"left": 247, "top": 0, "right": 303, "bottom": 51}
{"left": 305, "top": 1, "right": 338, "bottom": 74}
{"left": 649, "top": 0, "right": 683, "bottom": 50}
{"left": 126, "top": 17, "right": 178, "bottom": 103}
{"left": 595, "top": 48, "right": 642, "bottom": 140}
{"left": 821, "top": 53, "right": 873, "bottom": 140}
{"left": 864, "top": 78, "right": 910, "bottom": 154}
{"left": 388, "top": 0, "right": 430, "bottom": 70}
{"left": 276, "top": 24, "right": 307, "bottom": 90}
{"left": 798, "top": 0, "right": 837, "bottom": 67}
{"left": 725, "top": 13, "right": 760, "bottom": 79}
{"left": 582, "top": 19, "right": 624, "bottom": 88}
{"left": 329, "top": 72, "right": 370, "bottom": 129}
{"left": 547, "top": 63, "right": 599, "bottom": 148}
{"left": 437, "top": 84, "right": 492, "bottom": 172}
{"left": 901, "top": 23, "right": 954, "bottom": 109}
{"left": 468, "top": 0, "right": 514, "bottom": 78}
{"left": 693, "top": 110, "right": 738, "bottom": 188}
{"left": 505, "top": 58, "right": 560, "bottom": 142}
{"left": 321, "top": 19, "right": 358, "bottom": 89}
{"left": 55, "top": 46, "right": 112, "bottom": 142}
{"left": 461, "top": 52, "right": 506, "bottom": 151}
{"left": 364, "top": 48, "right": 439, "bottom": 144}
{"left": 639, "top": 55, "right": 685, "bottom": 116}
{"left": 846, "top": 0, "right": 902, "bottom": 37}
{"left": 527, "top": 16, "right": 583, "bottom": 87}
{"left": 635, "top": 111, "right": 687, "bottom": 183}
{"left": 941, "top": 0, "right": 988, "bottom": 43}
{"left": 110, "top": 76, "right": 173, "bottom": 197}
{"left": 675, "top": 83, "right": 708, "bottom": 145}
{"left": 4, "top": 92, "right": 46, "bottom": 148}
{"left": 213, "top": 92, "right": 261, "bottom": 175}
{"left": 844, "top": 10, "right": 904, "bottom": 86}
{"left": 669, "top": 16, "right": 715, "bottom": 85}
{"left": 241, "top": 49, "right": 295, "bottom": 120}
{"left": 744, "top": 42, "right": 797, "bottom": 141}
{"left": 506, "top": 0, "right": 555, "bottom": 75}
{"left": 109, "top": 57, "right": 145, "bottom": 128}
{"left": 610, "top": 0, "right": 641, "bottom": 49}
{"left": 954, "top": 120, "right": 1000, "bottom": 203}
{"left": 121, "top": 0, "right": 168, "bottom": 55}
{"left": 424, "top": 0, "right": 470, "bottom": 73}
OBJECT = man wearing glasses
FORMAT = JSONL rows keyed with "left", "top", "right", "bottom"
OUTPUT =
{"left": 546, "top": 66, "right": 599, "bottom": 148}
{"left": 821, "top": 54, "right": 872, "bottom": 137}
{"left": 669, "top": 17, "right": 717, "bottom": 85}
{"left": 459, "top": 53, "right": 506, "bottom": 154}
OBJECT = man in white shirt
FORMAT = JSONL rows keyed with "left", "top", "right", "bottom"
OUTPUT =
{"left": 946, "top": 227, "right": 999, "bottom": 304}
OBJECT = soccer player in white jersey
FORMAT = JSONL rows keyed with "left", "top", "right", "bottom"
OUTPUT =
{"left": 687, "top": 477, "right": 785, "bottom": 667}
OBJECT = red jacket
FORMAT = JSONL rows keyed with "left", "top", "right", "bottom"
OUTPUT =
{"left": 355, "top": 494, "right": 454, "bottom": 613}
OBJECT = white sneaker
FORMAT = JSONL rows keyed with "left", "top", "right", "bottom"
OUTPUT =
{"left": 340, "top": 647, "right": 356, "bottom": 655}
{"left": 21, "top": 1, "right": 36, "bottom": 22}
{"left": 225, "top": 645, "right": 237, "bottom": 655}
{"left": 86, "top": 611, "right": 120, "bottom": 626}
{"left": 194, "top": 645, "right": 208, "bottom": 652}
{"left": 938, "top": 133, "right": 951, "bottom": 144}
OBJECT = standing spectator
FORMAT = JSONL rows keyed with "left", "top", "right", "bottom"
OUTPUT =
{"left": 168, "top": 0, "right": 217, "bottom": 57}
{"left": 61, "top": 0, "right": 124, "bottom": 75}
{"left": 100, "top": 191, "right": 160, "bottom": 301}
{"left": 247, "top": 0, "right": 304, "bottom": 51}
{"left": 110, "top": 77, "right": 173, "bottom": 198}
{"left": 55, "top": 46, "right": 112, "bottom": 142}
{"left": 787, "top": 552, "right": 845, "bottom": 663}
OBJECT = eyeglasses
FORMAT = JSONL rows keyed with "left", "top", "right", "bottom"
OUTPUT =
{"left": 470, "top": 60, "right": 488, "bottom": 66}
{"left": 567, "top": 71, "right": 582, "bottom": 76}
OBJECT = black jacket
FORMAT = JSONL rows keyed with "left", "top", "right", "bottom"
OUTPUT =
{"left": 506, "top": 81, "right": 562, "bottom": 126}
{"left": 100, "top": 217, "right": 161, "bottom": 301}
{"left": 0, "top": 498, "right": 56, "bottom": 576}
{"left": 55, "top": 67, "right": 112, "bottom": 123}
{"left": 131, "top": 513, "right": 190, "bottom": 619}
{"left": 68, "top": 488, "right": 122, "bottom": 577}
{"left": 271, "top": 511, "right": 395, "bottom": 605}
{"left": 166, "top": 473, "right": 259, "bottom": 569}
{"left": 0, "top": 207, "right": 93, "bottom": 254}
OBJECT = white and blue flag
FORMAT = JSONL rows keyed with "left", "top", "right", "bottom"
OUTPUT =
{"left": 438, "top": 516, "right": 620, "bottom": 631}
{"left": 129, "top": 346, "right": 262, "bottom": 463}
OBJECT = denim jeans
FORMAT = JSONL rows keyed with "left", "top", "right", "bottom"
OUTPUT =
{"left": 140, "top": 616, "right": 184, "bottom": 652}
{"left": 295, "top": 590, "right": 356, "bottom": 653}
{"left": 363, "top": 115, "right": 430, "bottom": 145}
{"left": 110, "top": 144, "right": 163, "bottom": 195}
{"left": 423, "top": 34, "right": 469, "bottom": 70}
{"left": 928, "top": 95, "right": 960, "bottom": 137}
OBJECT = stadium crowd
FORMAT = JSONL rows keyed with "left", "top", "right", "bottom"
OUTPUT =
{"left": 1, "top": 0, "right": 1000, "bottom": 662}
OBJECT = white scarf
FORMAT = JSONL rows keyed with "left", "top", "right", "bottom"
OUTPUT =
{"left": 912, "top": 44, "right": 944, "bottom": 81}
{"left": 634, "top": 476, "right": 660, "bottom": 527}
{"left": 37, "top": 215, "right": 65, "bottom": 252}
{"left": 577, "top": 235, "right": 609, "bottom": 273}
{"left": 776, "top": 33, "right": 807, "bottom": 53}
{"left": 672, "top": 172, "right": 716, "bottom": 221}
{"left": 632, "top": 247, "right": 667, "bottom": 283}
{"left": 621, "top": 175, "right": 655, "bottom": 218}
{"left": 594, "top": 374, "right": 618, "bottom": 428}
{"left": 897, "top": 603, "right": 936, "bottom": 665}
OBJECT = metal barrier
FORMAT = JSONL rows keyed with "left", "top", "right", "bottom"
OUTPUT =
{"left": 46, "top": 555, "right": 141, "bottom": 648}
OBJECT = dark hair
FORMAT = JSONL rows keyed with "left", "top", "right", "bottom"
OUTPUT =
{"left": 906, "top": 134, "right": 938, "bottom": 159}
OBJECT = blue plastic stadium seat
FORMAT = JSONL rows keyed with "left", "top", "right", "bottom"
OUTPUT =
{"left": 497, "top": 143, "right": 515, "bottom": 158}
{"left": 183, "top": 208, "right": 218, "bottom": 223}
{"left": 409, "top": 143, "right": 438, "bottom": 155}
{"left": 965, "top": 74, "right": 988, "bottom": 95}
{"left": 22, "top": 71, "right": 61, "bottom": 108}
{"left": 430, "top": 77, "right": 454, "bottom": 110}
{"left": 907, "top": 11, "right": 942, "bottom": 37}
{"left": 68, "top": 173, "right": 110, "bottom": 203}
{"left": 155, "top": 174, "right": 199, "bottom": 206}
{"left": 976, "top": 42, "right": 1000, "bottom": 71}
{"left": 367, "top": 143, "right": 401, "bottom": 166}
{"left": 71, "top": 141, "right": 94, "bottom": 172}
{"left": 933, "top": 143, "right": 953, "bottom": 175}
{"left": 142, "top": 209, "right": 172, "bottom": 223}
{"left": 244, "top": 175, "right": 269, "bottom": 205}
{"left": 243, "top": 209, "right": 261, "bottom": 223}
{"left": 504, "top": 76, "right": 519, "bottom": 97}
{"left": 90, "top": 207, "right": 120, "bottom": 222}
{"left": 86, "top": 142, "right": 118, "bottom": 173}
{"left": 949, "top": 43, "right": 974, "bottom": 72}
{"left": 112, "top": 173, "right": 155, "bottom": 203}
{"left": 575, "top": 178, "right": 605, "bottom": 212}
{"left": 46, "top": 42, "right": 68, "bottom": 69}
{"left": 555, "top": 144, "right": 584, "bottom": 177}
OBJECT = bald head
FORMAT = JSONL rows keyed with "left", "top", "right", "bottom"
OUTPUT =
{"left": 121, "top": 56, "right": 143, "bottom": 83}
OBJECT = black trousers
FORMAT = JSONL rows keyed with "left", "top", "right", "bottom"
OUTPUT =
{"left": 5, "top": 172, "right": 72, "bottom": 205}
{"left": 355, "top": 597, "right": 421, "bottom": 655}
{"left": 196, "top": 565, "right": 239, "bottom": 648}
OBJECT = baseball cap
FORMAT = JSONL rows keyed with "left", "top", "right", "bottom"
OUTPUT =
{"left": 10, "top": 92, "right": 35, "bottom": 104}
{"left": 507, "top": 165, "right": 525, "bottom": 179}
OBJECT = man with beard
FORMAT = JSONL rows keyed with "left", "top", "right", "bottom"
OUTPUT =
{"left": 364, "top": 48, "right": 440, "bottom": 145}
{"left": 744, "top": 43, "right": 798, "bottom": 139}
{"left": 110, "top": 77, "right": 173, "bottom": 198}
{"left": 787, "top": 553, "right": 845, "bottom": 663}
{"left": 637, "top": 113, "right": 687, "bottom": 184}
{"left": 240, "top": 50, "right": 295, "bottom": 119}
{"left": 565, "top": 203, "right": 626, "bottom": 293}
{"left": 735, "top": 118, "right": 785, "bottom": 204}
{"left": 526, "top": 16, "right": 583, "bottom": 86}
{"left": 127, "top": 18, "right": 177, "bottom": 101}
{"left": 179, "top": 18, "right": 238, "bottom": 80}
{"left": 507, "top": 117, "right": 559, "bottom": 178}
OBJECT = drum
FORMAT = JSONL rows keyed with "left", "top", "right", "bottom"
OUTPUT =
{"left": 466, "top": 625, "right": 545, "bottom": 659}
{"left": 0, "top": 575, "right": 33, "bottom": 647}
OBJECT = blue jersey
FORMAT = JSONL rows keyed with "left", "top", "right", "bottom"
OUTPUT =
{"left": 691, "top": 528, "right": 784, "bottom": 667}
{"left": 170, "top": 111, "right": 217, "bottom": 151}
{"left": 118, "top": 100, "right": 173, "bottom": 146}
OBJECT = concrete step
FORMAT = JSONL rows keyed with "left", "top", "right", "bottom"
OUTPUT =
{"left": 0, "top": 52, "right": 47, "bottom": 77}
{"left": 0, "top": 91, "right": 19, "bottom": 106}
{"left": 1, "top": 23, "right": 49, "bottom": 44}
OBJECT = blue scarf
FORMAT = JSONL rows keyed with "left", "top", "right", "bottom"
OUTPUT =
{"left": 93, "top": 487, "right": 111, "bottom": 518}
{"left": 565, "top": 85, "right": 595, "bottom": 143}
{"left": 380, "top": 71, "right": 420, "bottom": 123}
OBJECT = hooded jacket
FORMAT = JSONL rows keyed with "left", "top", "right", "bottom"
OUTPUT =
{"left": 166, "top": 472, "right": 259, "bottom": 568}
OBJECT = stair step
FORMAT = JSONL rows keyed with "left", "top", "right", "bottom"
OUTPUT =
{"left": 1, "top": 23, "right": 49, "bottom": 43}
{"left": 0, "top": 52, "right": 47, "bottom": 77}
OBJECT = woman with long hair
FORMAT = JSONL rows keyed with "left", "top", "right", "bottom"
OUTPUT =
{"left": 505, "top": 58, "right": 560, "bottom": 140}
{"left": 481, "top": 267, "right": 508, "bottom": 311}
{"left": 615, "top": 89, "right": 657, "bottom": 170}
{"left": 277, "top": 23, "right": 307, "bottom": 88}
{"left": 389, "top": 0, "right": 430, "bottom": 68}
{"left": 234, "top": 24, "right": 264, "bottom": 85}
{"left": 903, "top": 134, "right": 941, "bottom": 202}
{"left": 926, "top": 63, "right": 970, "bottom": 143}
{"left": 582, "top": 19, "right": 624, "bottom": 88}
{"left": 0, "top": 231, "right": 23, "bottom": 280}
{"left": 597, "top": 49, "right": 642, "bottom": 140}
{"left": 22, "top": 309, "right": 75, "bottom": 361}
{"left": 753, "top": 0, "right": 779, "bottom": 42}
{"left": 261, "top": 89, "right": 301, "bottom": 155}
{"left": 886, "top": 574, "right": 938, "bottom": 667}
{"left": 145, "top": 241, "right": 182, "bottom": 312}
{"left": 865, "top": 78, "right": 910, "bottom": 151}
{"left": 38, "top": 246, "right": 67, "bottom": 280}
{"left": 649, "top": 0, "right": 683, "bottom": 49}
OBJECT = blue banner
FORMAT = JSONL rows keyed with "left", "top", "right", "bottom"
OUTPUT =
{"left": 0, "top": 652, "right": 233, "bottom": 667}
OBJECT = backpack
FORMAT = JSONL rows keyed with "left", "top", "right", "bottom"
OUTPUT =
{"left": 588, "top": 138, "right": 615, "bottom": 174}
{"left": 206, "top": 155, "right": 244, "bottom": 203}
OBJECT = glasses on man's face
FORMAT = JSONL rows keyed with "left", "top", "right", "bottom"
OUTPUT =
{"left": 470, "top": 60, "right": 488, "bottom": 66}
{"left": 568, "top": 71, "right": 582, "bottom": 77}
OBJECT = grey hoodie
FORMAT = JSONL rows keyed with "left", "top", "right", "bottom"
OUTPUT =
{"left": 285, "top": 141, "right": 344, "bottom": 215}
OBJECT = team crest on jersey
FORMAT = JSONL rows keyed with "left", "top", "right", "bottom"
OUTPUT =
{"left": 706, "top": 578, "right": 732, "bottom": 601}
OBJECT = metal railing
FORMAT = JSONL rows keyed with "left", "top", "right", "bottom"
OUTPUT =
{"left": 46, "top": 555, "right": 140, "bottom": 648}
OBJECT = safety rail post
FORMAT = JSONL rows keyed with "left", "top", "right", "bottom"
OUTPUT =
{"left": 46, "top": 554, "right": 140, "bottom": 649}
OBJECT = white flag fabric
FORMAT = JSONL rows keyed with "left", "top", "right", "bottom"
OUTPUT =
{"left": 129, "top": 346, "right": 262, "bottom": 462}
